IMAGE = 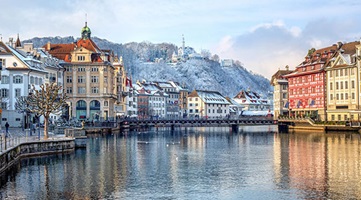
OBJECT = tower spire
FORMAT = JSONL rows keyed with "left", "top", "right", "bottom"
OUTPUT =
{"left": 182, "top": 34, "right": 185, "bottom": 58}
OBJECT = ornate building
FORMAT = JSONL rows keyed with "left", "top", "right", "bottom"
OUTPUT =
{"left": 45, "top": 22, "right": 119, "bottom": 121}
{"left": 284, "top": 44, "right": 339, "bottom": 120}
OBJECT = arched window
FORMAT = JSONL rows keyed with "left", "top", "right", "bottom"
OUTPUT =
{"left": 76, "top": 100, "right": 87, "bottom": 119}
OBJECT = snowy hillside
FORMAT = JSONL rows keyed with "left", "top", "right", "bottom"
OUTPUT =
{"left": 23, "top": 36, "right": 273, "bottom": 97}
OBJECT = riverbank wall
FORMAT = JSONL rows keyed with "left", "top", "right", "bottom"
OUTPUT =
{"left": 0, "top": 139, "right": 74, "bottom": 174}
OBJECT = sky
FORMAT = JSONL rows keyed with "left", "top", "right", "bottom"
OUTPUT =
{"left": 1, "top": 0, "right": 361, "bottom": 79}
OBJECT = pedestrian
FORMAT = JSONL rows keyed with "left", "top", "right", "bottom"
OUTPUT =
{"left": 5, "top": 122, "right": 9, "bottom": 135}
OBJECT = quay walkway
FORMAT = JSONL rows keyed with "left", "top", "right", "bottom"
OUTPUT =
{"left": 0, "top": 127, "right": 65, "bottom": 154}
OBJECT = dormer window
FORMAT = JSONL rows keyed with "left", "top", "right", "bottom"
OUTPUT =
{"left": 78, "top": 56, "right": 85, "bottom": 61}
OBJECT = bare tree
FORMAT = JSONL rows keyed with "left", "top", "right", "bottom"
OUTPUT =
{"left": 26, "top": 83, "right": 67, "bottom": 139}
{"left": 15, "top": 96, "right": 29, "bottom": 130}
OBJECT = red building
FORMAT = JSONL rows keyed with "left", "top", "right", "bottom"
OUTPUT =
{"left": 284, "top": 44, "right": 339, "bottom": 120}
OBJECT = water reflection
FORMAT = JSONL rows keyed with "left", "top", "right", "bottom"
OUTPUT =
{"left": 0, "top": 126, "right": 361, "bottom": 199}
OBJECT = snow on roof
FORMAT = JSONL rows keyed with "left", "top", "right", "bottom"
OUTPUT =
{"left": 197, "top": 90, "right": 230, "bottom": 105}
{"left": 7, "top": 45, "right": 46, "bottom": 72}
{"left": 241, "top": 110, "right": 273, "bottom": 116}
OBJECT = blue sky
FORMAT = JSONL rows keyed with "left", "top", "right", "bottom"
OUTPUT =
{"left": 1, "top": 0, "right": 361, "bottom": 79}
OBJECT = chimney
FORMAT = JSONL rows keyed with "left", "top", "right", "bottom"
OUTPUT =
{"left": 47, "top": 41, "right": 51, "bottom": 51}
{"left": 9, "top": 37, "right": 13, "bottom": 47}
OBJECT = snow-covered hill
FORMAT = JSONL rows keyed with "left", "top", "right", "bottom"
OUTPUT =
{"left": 23, "top": 36, "right": 273, "bottom": 97}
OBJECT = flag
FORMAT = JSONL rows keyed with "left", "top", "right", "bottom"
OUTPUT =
{"left": 309, "top": 99, "right": 315, "bottom": 106}
{"left": 284, "top": 101, "right": 289, "bottom": 108}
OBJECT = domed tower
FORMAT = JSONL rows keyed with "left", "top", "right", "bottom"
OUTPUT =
{"left": 81, "top": 22, "right": 91, "bottom": 40}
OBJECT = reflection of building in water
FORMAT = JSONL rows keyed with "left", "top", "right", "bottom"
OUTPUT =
{"left": 274, "top": 133, "right": 361, "bottom": 199}
{"left": 327, "top": 134, "right": 361, "bottom": 198}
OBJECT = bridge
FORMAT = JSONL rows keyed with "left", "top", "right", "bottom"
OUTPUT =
{"left": 119, "top": 117, "right": 277, "bottom": 131}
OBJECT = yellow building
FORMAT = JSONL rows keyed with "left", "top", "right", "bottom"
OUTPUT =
{"left": 325, "top": 41, "right": 361, "bottom": 121}
{"left": 45, "top": 22, "right": 119, "bottom": 121}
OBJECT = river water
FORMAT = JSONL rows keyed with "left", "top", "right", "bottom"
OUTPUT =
{"left": 1, "top": 125, "right": 361, "bottom": 199}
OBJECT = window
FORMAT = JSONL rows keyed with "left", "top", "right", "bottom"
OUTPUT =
{"left": 1, "top": 102, "right": 7, "bottom": 109}
{"left": 336, "top": 70, "right": 339, "bottom": 77}
{"left": 352, "top": 80, "right": 355, "bottom": 89}
{"left": 66, "top": 87, "right": 73, "bottom": 94}
{"left": 345, "top": 81, "right": 348, "bottom": 89}
{"left": 104, "top": 76, "right": 108, "bottom": 84}
{"left": 341, "top": 93, "right": 343, "bottom": 100}
{"left": 352, "top": 93, "right": 355, "bottom": 99}
{"left": 13, "top": 75, "right": 23, "bottom": 84}
{"left": 91, "top": 87, "right": 99, "bottom": 93}
{"left": 340, "top": 69, "right": 343, "bottom": 76}
{"left": 15, "top": 88, "right": 21, "bottom": 97}
{"left": 344, "top": 115, "right": 348, "bottom": 121}
{"left": 329, "top": 71, "right": 333, "bottom": 77}
{"left": 104, "top": 101, "right": 108, "bottom": 106}
{"left": 78, "top": 87, "right": 86, "bottom": 94}
{"left": 345, "top": 69, "right": 348, "bottom": 76}
{"left": 1, "top": 75, "right": 9, "bottom": 84}
{"left": 351, "top": 68, "right": 355, "bottom": 75}
{"left": 66, "top": 66, "right": 72, "bottom": 72}
{"left": 78, "top": 67, "right": 85, "bottom": 72}
{"left": 345, "top": 93, "right": 348, "bottom": 100}
{"left": 1, "top": 88, "right": 9, "bottom": 98}
{"left": 35, "top": 77, "right": 39, "bottom": 85}
{"left": 91, "top": 76, "right": 98, "bottom": 83}
{"left": 340, "top": 81, "right": 343, "bottom": 89}
{"left": 330, "top": 94, "right": 333, "bottom": 100}
{"left": 0, "top": 59, "right": 5, "bottom": 70}
{"left": 30, "top": 76, "right": 34, "bottom": 84}
{"left": 330, "top": 82, "right": 333, "bottom": 90}
{"left": 336, "top": 94, "right": 339, "bottom": 100}
{"left": 78, "top": 56, "right": 85, "bottom": 61}
{"left": 91, "top": 67, "right": 98, "bottom": 72}
{"left": 338, "top": 115, "right": 341, "bottom": 121}
{"left": 78, "top": 76, "right": 85, "bottom": 83}
{"left": 336, "top": 82, "right": 339, "bottom": 90}
{"left": 331, "top": 115, "right": 335, "bottom": 121}
{"left": 39, "top": 78, "right": 43, "bottom": 85}
{"left": 66, "top": 76, "right": 72, "bottom": 83}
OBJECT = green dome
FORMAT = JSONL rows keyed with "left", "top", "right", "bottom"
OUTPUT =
{"left": 81, "top": 22, "right": 91, "bottom": 39}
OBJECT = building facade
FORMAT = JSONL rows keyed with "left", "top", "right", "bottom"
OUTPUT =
{"left": 45, "top": 23, "right": 119, "bottom": 121}
{"left": 284, "top": 45, "right": 339, "bottom": 121}
{"left": 271, "top": 66, "right": 292, "bottom": 119}
{"left": 325, "top": 41, "right": 361, "bottom": 121}
{"left": 187, "top": 90, "right": 229, "bottom": 119}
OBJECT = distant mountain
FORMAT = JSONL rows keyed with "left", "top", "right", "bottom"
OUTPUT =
{"left": 23, "top": 36, "right": 273, "bottom": 97}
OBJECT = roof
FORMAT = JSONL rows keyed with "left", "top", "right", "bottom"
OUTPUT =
{"left": 0, "top": 41, "right": 12, "bottom": 54}
{"left": 189, "top": 90, "right": 229, "bottom": 105}
{"left": 270, "top": 68, "right": 292, "bottom": 85}
{"left": 44, "top": 43, "right": 76, "bottom": 61}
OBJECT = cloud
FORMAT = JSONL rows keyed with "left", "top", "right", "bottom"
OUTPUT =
{"left": 213, "top": 18, "right": 361, "bottom": 79}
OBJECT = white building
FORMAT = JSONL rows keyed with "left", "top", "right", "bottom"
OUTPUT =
{"left": 187, "top": 90, "right": 230, "bottom": 119}
{"left": 233, "top": 89, "right": 272, "bottom": 116}
{"left": 0, "top": 38, "right": 48, "bottom": 128}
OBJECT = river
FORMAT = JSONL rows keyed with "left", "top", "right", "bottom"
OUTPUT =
{"left": 1, "top": 125, "right": 361, "bottom": 199}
